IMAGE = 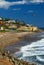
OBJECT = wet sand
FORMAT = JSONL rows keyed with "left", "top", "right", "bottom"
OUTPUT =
{"left": 4, "top": 32, "right": 42, "bottom": 53}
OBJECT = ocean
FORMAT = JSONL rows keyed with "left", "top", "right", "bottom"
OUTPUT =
{"left": 13, "top": 32, "right": 44, "bottom": 65}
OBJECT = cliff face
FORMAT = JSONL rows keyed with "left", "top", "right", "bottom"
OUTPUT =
{"left": 17, "top": 26, "right": 39, "bottom": 32}
{"left": 28, "top": 27, "right": 38, "bottom": 32}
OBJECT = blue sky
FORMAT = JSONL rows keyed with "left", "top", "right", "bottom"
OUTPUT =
{"left": 0, "top": 0, "right": 44, "bottom": 27}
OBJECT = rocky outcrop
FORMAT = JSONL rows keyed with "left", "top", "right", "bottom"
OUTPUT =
{"left": 0, "top": 51, "right": 36, "bottom": 65}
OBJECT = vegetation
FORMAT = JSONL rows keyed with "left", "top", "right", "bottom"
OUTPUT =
{"left": 15, "top": 19, "right": 26, "bottom": 28}
{"left": 0, "top": 17, "right": 40, "bottom": 32}
{"left": 4, "top": 18, "right": 11, "bottom": 21}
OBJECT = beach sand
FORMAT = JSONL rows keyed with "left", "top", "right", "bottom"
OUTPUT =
{"left": 0, "top": 32, "right": 42, "bottom": 65}
{"left": 4, "top": 32, "right": 42, "bottom": 53}
{"left": 0, "top": 32, "right": 37, "bottom": 65}
{"left": 0, "top": 32, "right": 34, "bottom": 48}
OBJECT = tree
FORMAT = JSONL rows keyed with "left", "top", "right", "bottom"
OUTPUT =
{"left": 15, "top": 19, "right": 20, "bottom": 28}
{"left": 20, "top": 21, "right": 26, "bottom": 26}
{"left": 5, "top": 18, "right": 11, "bottom": 21}
{"left": 15, "top": 19, "right": 20, "bottom": 24}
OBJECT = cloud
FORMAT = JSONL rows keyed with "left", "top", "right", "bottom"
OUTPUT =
{"left": 23, "top": 0, "right": 44, "bottom": 3}
{"left": 0, "top": 1, "right": 10, "bottom": 9}
{"left": 29, "top": 0, "right": 44, "bottom": 3}
{"left": 0, "top": 0, "right": 44, "bottom": 9}
{"left": 13, "top": 8, "right": 21, "bottom": 11}
{"left": 28, "top": 10, "right": 34, "bottom": 13}
{"left": 0, "top": 0, "right": 27, "bottom": 9}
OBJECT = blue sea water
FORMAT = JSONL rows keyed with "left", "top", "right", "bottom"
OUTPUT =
{"left": 13, "top": 32, "right": 44, "bottom": 65}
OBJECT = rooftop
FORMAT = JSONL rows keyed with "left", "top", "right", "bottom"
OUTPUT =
{"left": 0, "top": 17, "right": 2, "bottom": 20}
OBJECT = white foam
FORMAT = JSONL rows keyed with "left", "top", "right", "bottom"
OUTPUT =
{"left": 13, "top": 38, "right": 44, "bottom": 62}
{"left": 36, "top": 56, "right": 44, "bottom": 62}
{"left": 20, "top": 38, "right": 44, "bottom": 57}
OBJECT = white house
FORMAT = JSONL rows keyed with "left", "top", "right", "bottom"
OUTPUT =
{"left": 6, "top": 20, "right": 15, "bottom": 23}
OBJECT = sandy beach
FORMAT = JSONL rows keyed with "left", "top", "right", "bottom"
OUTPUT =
{"left": 4, "top": 32, "right": 42, "bottom": 53}
{"left": 0, "top": 32, "right": 36, "bottom": 65}
{"left": 0, "top": 32, "right": 43, "bottom": 65}
{"left": 0, "top": 32, "right": 34, "bottom": 48}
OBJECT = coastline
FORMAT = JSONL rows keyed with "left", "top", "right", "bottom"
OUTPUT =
{"left": 0, "top": 32, "right": 35, "bottom": 48}
{"left": 0, "top": 31, "right": 43, "bottom": 54}
{"left": 4, "top": 31, "right": 42, "bottom": 53}
{"left": 0, "top": 31, "right": 43, "bottom": 65}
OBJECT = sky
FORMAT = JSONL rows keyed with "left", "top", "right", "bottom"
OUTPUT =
{"left": 0, "top": 0, "right": 44, "bottom": 27}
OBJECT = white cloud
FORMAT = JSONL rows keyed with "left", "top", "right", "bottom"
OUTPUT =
{"left": 28, "top": 10, "right": 34, "bottom": 13}
{"left": 13, "top": 8, "right": 21, "bottom": 11}
{"left": 29, "top": 0, "right": 44, "bottom": 3}
{"left": 0, "top": 0, "right": 27, "bottom": 9}
{"left": 28, "top": 10, "right": 37, "bottom": 14}
{"left": 0, "top": 1, "right": 11, "bottom": 9}
{"left": 0, "top": 0, "right": 44, "bottom": 9}
{"left": 23, "top": 0, "right": 44, "bottom": 3}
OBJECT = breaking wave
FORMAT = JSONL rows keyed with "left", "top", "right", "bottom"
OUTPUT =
{"left": 13, "top": 32, "right": 44, "bottom": 65}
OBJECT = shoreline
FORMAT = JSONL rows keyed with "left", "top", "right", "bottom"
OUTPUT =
{"left": 0, "top": 32, "right": 35, "bottom": 48}
{"left": 0, "top": 31, "right": 43, "bottom": 65}
{"left": 4, "top": 32, "right": 42, "bottom": 53}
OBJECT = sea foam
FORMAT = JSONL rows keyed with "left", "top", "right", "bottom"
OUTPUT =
{"left": 13, "top": 33, "right": 44, "bottom": 63}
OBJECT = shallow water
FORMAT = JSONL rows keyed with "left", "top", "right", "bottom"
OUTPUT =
{"left": 13, "top": 32, "right": 44, "bottom": 65}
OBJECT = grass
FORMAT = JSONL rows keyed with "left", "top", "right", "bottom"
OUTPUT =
{"left": 5, "top": 29, "right": 27, "bottom": 32}
{"left": 0, "top": 30, "right": 5, "bottom": 32}
{"left": 0, "top": 29, "right": 28, "bottom": 33}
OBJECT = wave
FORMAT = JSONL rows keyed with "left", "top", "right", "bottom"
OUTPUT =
{"left": 36, "top": 56, "right": 44, "bottom": 62}
{"left": 20, "top": 38, "right": 44, "bottom": 56}
{"left": 13, "top": 38, "right": 44, "bottom": 64}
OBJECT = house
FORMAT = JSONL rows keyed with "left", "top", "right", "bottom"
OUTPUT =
{"left": 0, "top": 17, "right": 3, "bottom": 24}
{"left": 1, "top": 26, "right": 5, "bottom": 30}
{"left": 0, "top": 17, "right": 5, "bottom": 25}
{"left": 6, "top": 20, "right": 15, "bottom": 24}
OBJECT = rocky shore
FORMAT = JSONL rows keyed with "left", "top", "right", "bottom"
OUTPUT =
{"left": 0, "top": 50, "right": 36, "bottom": 65}
{"left": 0, "top": 31, "right": 41, "bottom": 65}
